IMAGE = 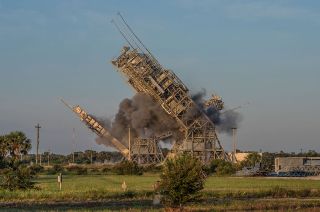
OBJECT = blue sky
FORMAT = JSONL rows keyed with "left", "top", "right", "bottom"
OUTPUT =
{"left": 0, "top": 0, "right": 319, "bottom": 154}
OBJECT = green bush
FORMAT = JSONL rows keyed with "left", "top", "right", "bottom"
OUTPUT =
{"left": 159, "top": 154, "right": 207, "bottom": 207}
{"left": 66, "top": 165, "right": 88, "bottom": 175}
{"left": 0, "top": 131, "right": 35, "bottom": 190}
{"left": 101, "top": 167, "right": 111, "bottom": 174}
{"left": 1, "top": 163, "right": 35, "bottom": 190}
{"left": 29, "top": 164, "right": 44, "bottom": 175}
{"left": 240, "top": 152, "right": 262, "bottom": 168}
{"left": 142, "top": 164, "right": 162, "bottom": 173}
{"left": 0, "top": 157, "right": 7, "bottom": 169}
{"left": 208, "top": 159, "right": 236, "bottom": 176}
{"left": 113, "top": 160, "right": 143, "bottom": 175}
{"left": 47, "top": 164, "right": 64, "bottom": 175}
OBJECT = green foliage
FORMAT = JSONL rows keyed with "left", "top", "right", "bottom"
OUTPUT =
{"left": 65, "top": 165, "right": 88, "bottom": 175}
{"left": 0, "top": 135, "right": 6, "bottom": 167}
{"left": 261, "top": 152, "right": 275, "bottom": 172}
{"left": 1, "top": 162, "right": 35, "bottom": 190}
{"left": 0, "top": 131, "right": 31, "bottom": 168}
{"left": 159, "top": 154, "right": 206, "bottom": 207}
{"left": 29, "top": 164, "right": 44, "bottom": 175}
{"left": 0, "top": 131, "right": 35, "bottom": 190}
{"left": 64, "top": 151, "right": 122, "bottom": 165}
{"left": 0, "top": 157, "right": 6, "bottom": 169}
{"left": 101, "top": 166, "right": 111, "bottom": 174}
{"left": 208, "top": 159, "right": 236, "bottom": 176}
{"left": 240, "top": 152, "right": 262, "bottom": 168}
{"left": 47, "top": 164, "right": 64, "bottom": 175}
{"left": 113, "top": 160, "right": 143, "bottom": 175}
{"left": 142, "top": 164, "right": 162, "bottom": 173}
{"left": 2, "top": 131, "right": 31, "bottom": 160}
{"left": 0, "top": 175, "right": 319, "bottom": 209}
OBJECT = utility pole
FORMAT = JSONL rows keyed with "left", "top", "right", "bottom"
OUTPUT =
{"left": 47, "top": 149, "right": 50, "bottom": 166}
{"left": 90, "top": 149, "right": 93, "bottom": 164}
{"left": 35, "top": 123, "right": 41, "bottom": 165}
{"left": 72, "top": 128, "right": 75, "bottom": 163}
{"left": 128, "top": 127, "right": 131, "bottom": 161}
{"left": 232, "top": 128, "right": 237, "bottom": 163}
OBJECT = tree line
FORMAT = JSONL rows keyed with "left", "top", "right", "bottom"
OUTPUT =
{"left": 23, "top": 151, "right": 123, "bottom": 165}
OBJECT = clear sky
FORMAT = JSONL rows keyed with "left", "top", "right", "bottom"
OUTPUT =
{"left": 1, "top": 0, "right": 319, "bottom": 154}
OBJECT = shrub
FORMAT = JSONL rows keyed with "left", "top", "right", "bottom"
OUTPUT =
{"left": 208, "top": 159, "right": 236, "bottom": 176}
{"left": 66, "top": 165, "right": 88, "bottom": 175}
{"left": 1, "top": 163, "right": 35, "bottom": 190}
{"left": 29, "top": 164, "right": 44, "bottom": 175}
{"left": 159, "top": 154, "right": 207, "bottom": 207}
{"left": 101, "top": 167, "right": 111, "bottom": 174}
{"left": 113, "top": 160, "right": 143, "bottom": 175}
{"left": 143, "top": 164, "right": 162, "bottom": 173}
{"left": 53, "top": 164, "right": 64, "bottom": 172}
{"left": 47, "top": 164, "right": 64, "bottom": 175}
{"left": 0, "top": 131, "right": 35, "bottom": 190}
{"left": 240, "top": 152, "right": 262, "bottom": 168}
{"left": 269, "top": 186, "right": 290, "bottom": 198}
{"left": 0, "top": 157, "right": 7, "bottom": 169}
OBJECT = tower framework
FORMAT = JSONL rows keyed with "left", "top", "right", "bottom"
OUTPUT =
{"left": 130, "top": 137, "right": 164, "bottom": 164}
{"left": 111, "top": 46, "right": 230, "bottom": 162}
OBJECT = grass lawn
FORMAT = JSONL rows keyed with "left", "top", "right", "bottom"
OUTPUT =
{"left": 0, "top": 174, "right": 320, "bottom": 210}
{"left": 37, "top": 174, "right": 158, "bottom": 193}
{"left": 0, "top": 174, "right": 319, "bottom": 202}
{"left": 205, "top": 176, "right": 320, "bottom": 192}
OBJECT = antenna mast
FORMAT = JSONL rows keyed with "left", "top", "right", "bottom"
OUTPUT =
{"left": 111, "top": 19, "right": 134, "bottom": 49}
{"left": 117, "top": 12, "right": 156, "bottom": 60}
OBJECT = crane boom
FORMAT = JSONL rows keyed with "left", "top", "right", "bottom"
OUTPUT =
{"left": 60, "top": 99, "right": 129, "bottom": 158}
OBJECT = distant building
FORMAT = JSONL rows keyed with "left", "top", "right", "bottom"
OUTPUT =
{"left": 275, "top": 157, "right": 320, "bottom": 174}
{"left": 227, "top": 152, "right": 262, "bottom": 163}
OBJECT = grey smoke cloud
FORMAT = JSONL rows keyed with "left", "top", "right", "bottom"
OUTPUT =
{"left": 96, "top": 90, "right": 242, "bottom": 148}
{"left": 190, "top": 89, "right": 242, "bottom": 135}
{"left": 96, "top": 93, "right": 182, "bottom": 148}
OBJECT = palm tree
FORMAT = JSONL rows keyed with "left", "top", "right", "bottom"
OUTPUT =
{"left": 0, "top": 131, "right": 34, "bottom": 190}
{"left": 4, "top": 131, "right": 31, "bottom": 160}
{"left": 0, "top": 135, "right": 8, "bottom": 159}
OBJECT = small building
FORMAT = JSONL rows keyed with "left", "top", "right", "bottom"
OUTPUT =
{"left": 275, "top": 157, "right": 320, "bottom": 174}
{"left": 227, "top": 152, "right": 262, "bottom": 163}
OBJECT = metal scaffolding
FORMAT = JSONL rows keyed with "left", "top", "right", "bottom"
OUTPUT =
{"left": 110, "top": 14, "right": 230, "bottom": 162}
{"left": 61, "top": 99, "right": 165, "bottom": 164}
{"left": 130, "top": 137, "right": 164, "bottom": 164}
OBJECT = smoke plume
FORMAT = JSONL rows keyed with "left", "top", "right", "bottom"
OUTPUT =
{"left": 190, "top": 89, "right": 242, "bottom": 135}
{"left": 96, "top": 89, "right": 242, "bottom": 148}
{"left": 96, "top": 93, "right": 182, "bottom": 148}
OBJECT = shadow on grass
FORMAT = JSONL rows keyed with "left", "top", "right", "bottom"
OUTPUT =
{"left": 0, "top": 200, "right": 162, "bottom": 211}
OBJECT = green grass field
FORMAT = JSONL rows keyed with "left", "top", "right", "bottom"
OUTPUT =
{"left": 0, "top": 174, "right": 320, "bottom": 211}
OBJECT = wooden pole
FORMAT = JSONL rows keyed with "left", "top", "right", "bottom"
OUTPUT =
{"left": 72, "top": 128, "right": 75, "bottom": 163}
{"left": 35, "top": 124, "right": 41, "bottom": 164}
{"left": 90, "top": 149, "right": 93, "bottom": 164}
{"left": 58, "top": 173, "right": 62, "bottom": 191}
{"left": 128, "top": 127, "right": 131, "bottom": 161}
{"left": 47, "top": 149, "right": 50, "bottom": 166}
{"left": 232, "top": 128, "right": 237, "bottom": 163}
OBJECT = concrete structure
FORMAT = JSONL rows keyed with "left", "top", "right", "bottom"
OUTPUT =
{"left": 226, "top": 152, "right": 262, "bottom": 163}
{"left": 275, "top": 157, "right": 320, "bottom": 174}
